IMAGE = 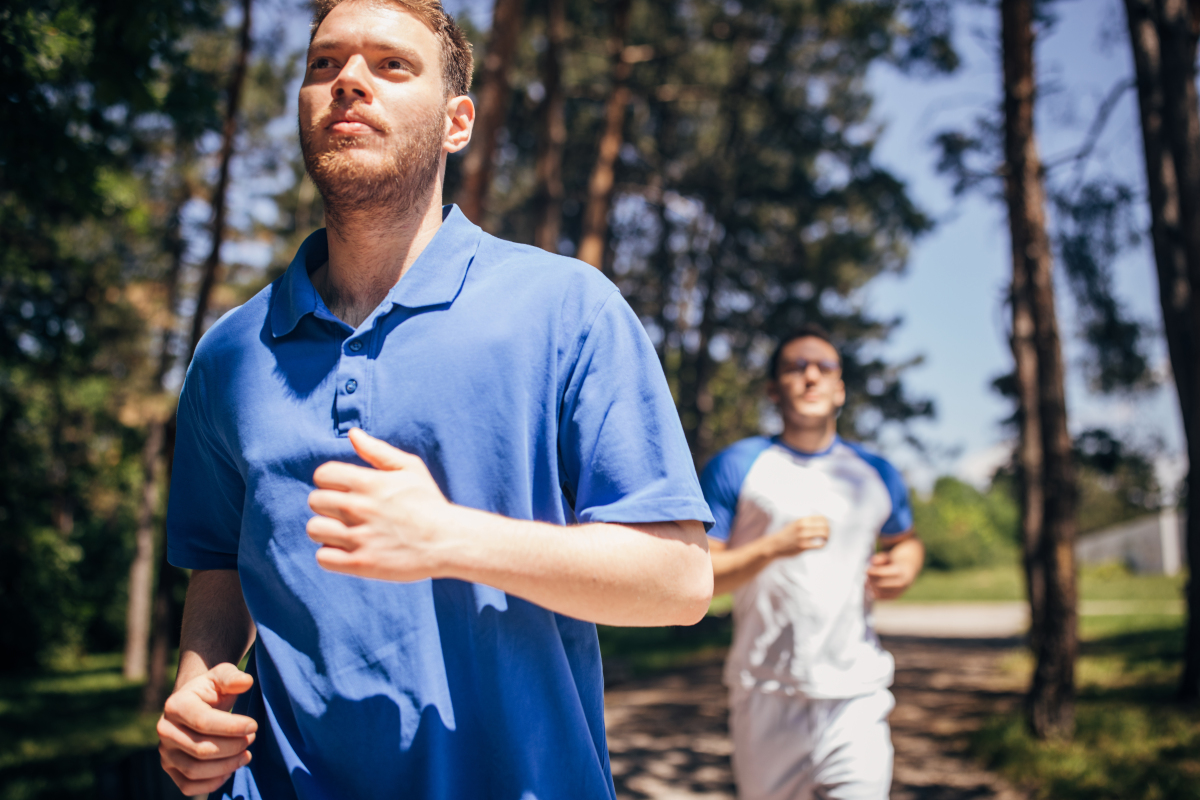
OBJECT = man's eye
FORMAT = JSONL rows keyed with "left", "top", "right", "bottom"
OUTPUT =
{"left": 384, "top": 60, "right": 407, "bottom": 70}
{"left": 310, "top": 57, "right": 334, "bottom": 71}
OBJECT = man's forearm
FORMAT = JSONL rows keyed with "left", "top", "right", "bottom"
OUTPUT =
{"left": 433, "top": 512, "right": 713, "bottom": 627}
{"left": 710, "top": 536, "right": 782, "bottom": 596}
{"left": 175, "top": 569, "right": 257, "bottom": 690}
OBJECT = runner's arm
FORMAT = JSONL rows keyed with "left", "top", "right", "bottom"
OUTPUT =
{"left": 708, "top": 516, "right": 830, "bottom": 595}
{"left": 306, "top": 429, "right": 713, "bottom": 627}
{"left": 157, "top": 569, "right": 259, "bottom": 796}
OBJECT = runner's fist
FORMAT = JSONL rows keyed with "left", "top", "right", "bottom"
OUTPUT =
{"left": 157, "top": 662, "right": 256, "bottom": 796}
{"left": 768, "top": 515, "right": 830, "bottom": 558}
{"left": 866, "top": 550, "right": 919, "bottom": 600}
{"left": 307, "top": 428, "right": 461, "bottom": 582}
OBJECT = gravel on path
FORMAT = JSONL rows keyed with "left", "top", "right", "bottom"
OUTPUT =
{"left": 603, "top": 633, "right": 1030, "bottom": 799}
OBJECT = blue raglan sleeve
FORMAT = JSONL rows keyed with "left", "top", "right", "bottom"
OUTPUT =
{"left": 877, "top": 460, "right": 913, "bottom": 537}
{"left": 699, "top": 440, "right": 766, "bottom": 542}
{"left": 558, "top": 290, "right": 714, "bottom": 530}
{"left": 844, "top": 441, "right": 913, "bottom": 537}
{"left": 165, "top": 366, "right": 246, "bottom": 570}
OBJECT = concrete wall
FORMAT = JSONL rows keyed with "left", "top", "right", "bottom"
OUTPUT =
{"left": 1075, "top": 509, "right": 1183, "bottom": 575}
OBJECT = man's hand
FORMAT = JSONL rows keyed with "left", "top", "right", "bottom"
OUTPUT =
{"left": 766, "top": 515, "right": 829, "bottom": 558}
{"left": 866, "top": 534, "right": 924, "bottom": 600}
{"left": 307, "top": 428, "right": 460, "bottom": 581}
{"left": 157, "top": 662, "right": 257, "bottom": 796}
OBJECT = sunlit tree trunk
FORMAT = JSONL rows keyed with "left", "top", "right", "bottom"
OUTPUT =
{"left": 138, "top": 0, "right": 252, "bottom": 713}
{"left": 533, "top": 0, "right": 566, "bottom": 252}
{"left": 1123, "top": 0, "right": 1200, "bottom": 701}
{"left": 1001, "top": 0, "right": 1077, "bottom": 738}
{"left": 577, "top": 0, "right": 632, "bottom": 270}
{"left": 122, "top": 202, "right": 185, "bottom": 682}
{"left": 455, "top": 0, "right": 523, "bottom": 226}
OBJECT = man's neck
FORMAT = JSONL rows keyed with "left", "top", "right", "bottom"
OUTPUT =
{"left": 778, "top": 419, "right": 837, "bottom": 454}
{"left": 314, "top": 189, "right": 446, "bottom": 329}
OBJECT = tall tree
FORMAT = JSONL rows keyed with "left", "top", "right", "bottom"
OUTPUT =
{"left": 576, "top": 0, "right": 632, "bottom": 269}
{"left": 0, "top": 0, "right": 222, "bottom": 671}
{"left": 141, "top": 0, "right": 257, "bottom": 712}
{"left": 1123, "top": 0, "right": 1200, "bottom": 701}
{"left": 1001, "top": 0, "right": 1077, "bottom": 738}
{"left": 533, "top": 0, "right": 567, "bottom": 252}
{"left": 455, "top": 0, "right": 524, "bottom": 224}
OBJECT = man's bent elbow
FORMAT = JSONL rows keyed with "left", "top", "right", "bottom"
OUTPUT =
{"left": 671, "top": 548, "right": 715, "bottom": 626}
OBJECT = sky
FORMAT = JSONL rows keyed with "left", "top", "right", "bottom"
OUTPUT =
{"left": 256, "top": 0, "right": 1188, "bottom": 498}
{"left": 861, "top": 0, "right": 1186, "bottom": 496}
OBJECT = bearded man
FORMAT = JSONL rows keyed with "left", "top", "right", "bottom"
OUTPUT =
{"left": 154, "top": 2, "right": 714, "bottom": 798}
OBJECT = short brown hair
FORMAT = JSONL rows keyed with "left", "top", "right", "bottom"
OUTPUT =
{"left": 310, "top": 0, "right": 473, "bottom": 98}
{"left": 769, "top": 324, "right": 840, "bottom": 381}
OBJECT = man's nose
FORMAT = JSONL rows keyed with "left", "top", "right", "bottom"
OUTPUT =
{"left": 332, "top": 55, "right": 374, "bottom": 103}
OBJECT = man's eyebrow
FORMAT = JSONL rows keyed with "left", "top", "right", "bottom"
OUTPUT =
{"left": 307, "top": 39, "right": 425, "bottom": 63}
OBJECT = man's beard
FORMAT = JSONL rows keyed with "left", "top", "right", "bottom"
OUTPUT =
{"left": 300, "top": 102, "right": 446, "bottom": 227}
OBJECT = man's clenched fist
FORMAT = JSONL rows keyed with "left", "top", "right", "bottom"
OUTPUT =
{"left": 157, "top": 662, "right": 256, "bottom": 796}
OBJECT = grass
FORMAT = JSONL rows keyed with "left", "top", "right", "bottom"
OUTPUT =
{"left": 895, "top": 561, "right": 1187, "bottom": 605}
{"left": 972, "top": 617, "right": 1198, "bottom": 800}
{"left": 598, "top": 613, "right": 733, "bottom": 679}
{"left": 0, "top": 653, "right": 169, "bottom": 800}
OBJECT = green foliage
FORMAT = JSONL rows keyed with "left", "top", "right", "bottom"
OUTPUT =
{"left": 973, "top": 622, "right": 1196, "bottom": 800}
{"left": 1073, "top": 428, "right": 1162, "bottom": 534}
{"left": 912, "top": 476, "right": 1019, "bottom": 570}
{"left": 0, "top": 0, "right": 224, "bottom": 671}
{"left": 469, "top": 0, "right": 955, "bottom": 458}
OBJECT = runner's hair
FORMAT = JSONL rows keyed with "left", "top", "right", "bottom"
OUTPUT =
{"left": 309, "top": 0, "right": 473, "bottom": 98}
{"left": 768, "top": 324, "right": 841, "bottom": 381}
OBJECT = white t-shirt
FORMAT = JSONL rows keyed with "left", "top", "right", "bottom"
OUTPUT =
{"left": 700, "top": 436, "right": 913, "bottom": 700}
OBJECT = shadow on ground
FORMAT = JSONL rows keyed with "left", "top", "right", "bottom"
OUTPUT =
{"left": 602, "top": 633, "right": 1030, "bottom": 800}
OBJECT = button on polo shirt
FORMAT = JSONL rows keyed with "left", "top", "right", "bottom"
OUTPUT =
{"left": 166, "top": 205, "right": 713, "bottom": 800}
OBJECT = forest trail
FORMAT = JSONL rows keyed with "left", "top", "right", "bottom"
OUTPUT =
{"left": 604, "top": 610, "right": 1030, "bottom": 799}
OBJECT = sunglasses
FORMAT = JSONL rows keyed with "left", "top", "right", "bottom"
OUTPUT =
{"left": 780, "top": 357, "right": 841, "bottom": 376}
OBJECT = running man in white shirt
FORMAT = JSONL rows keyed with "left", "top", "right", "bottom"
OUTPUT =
{"left": 700, "top": 325, "right": 925, "bottom": 800}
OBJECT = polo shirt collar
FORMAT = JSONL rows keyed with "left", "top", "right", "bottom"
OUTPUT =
{"left": 270, "top": 204, "right": 482, "bottom": 338}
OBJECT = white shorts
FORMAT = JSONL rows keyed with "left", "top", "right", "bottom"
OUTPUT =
{"left": 728, "top": 687, "right": 895, "bottom": 800}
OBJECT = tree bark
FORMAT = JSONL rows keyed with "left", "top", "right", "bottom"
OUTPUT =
{"left": 1124, "top": 0, "right": 1200, "bottom": 700}
{"left": 577, "top": 0, "right": 632, "bottom": 270}
{"left": 455, "top": 0, "right": 524, "bottom": 226}
{"left": 1001, "top": 0, "right": 1077, "bottom": 739}
{"left": 533, "top": 0, "right": 566, "bottom": 252}
{"left": 140, "top": 0, "right": 252, "bottom": 713}
{"left": 122, "top": 186, "right": 190, "bottom": 681}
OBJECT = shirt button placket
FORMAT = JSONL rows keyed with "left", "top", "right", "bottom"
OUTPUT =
{"left": 336, "top": 338, "right": 367, "bottom": 435}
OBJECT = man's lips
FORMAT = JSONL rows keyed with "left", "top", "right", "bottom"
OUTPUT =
{"left": 329, "top": 119, "right": 376, "bottom": 134}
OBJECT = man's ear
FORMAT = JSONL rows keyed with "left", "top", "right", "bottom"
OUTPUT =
{"left": 833, "top": 378, "right": 846, "bottom": 409}
{"left": 765, "top": 380, "right": 780, "bottom": 405}
{"left": 444, "top": 95, "right": 475, "bottom": 153}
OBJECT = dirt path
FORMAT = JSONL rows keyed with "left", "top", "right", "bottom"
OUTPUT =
{"left": 603, "top": 636, "right": 1028, "bottom": 800}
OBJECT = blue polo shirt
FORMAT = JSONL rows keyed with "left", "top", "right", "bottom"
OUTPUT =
{"left": 166, "top": 205, "right": 713, "bottom": 800}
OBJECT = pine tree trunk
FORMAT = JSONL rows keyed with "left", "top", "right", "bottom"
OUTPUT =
{"left": 122, "top": 192, "right": 188, "bottom": 681}
{"left": 1124, "top": 0, "right": 1200, "bottom": 701}
{"left": 577, "top": 0, "right": 632, "bottom": 270}
{"left": 1001, "top": 0, "right": 1077, "bottom": 738}
{"left": 455, "top": 0, "right": 523, "bottom": 225}
{"left": 533, "top": 0, "right": 566, "bottom": 252}
{"left": 140, "top": 0, "right": 252, "bottom": 713}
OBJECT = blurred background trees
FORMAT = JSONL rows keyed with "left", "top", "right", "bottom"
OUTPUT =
{"left": 2, "top": 0, "right": 1197, "bottom": 793}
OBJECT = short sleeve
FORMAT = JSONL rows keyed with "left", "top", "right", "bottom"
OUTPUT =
{"left": 699, "top": 439, "right": 769, "bottom": 542}
{"left": 166, "top": 367, "right": 246, "bottom": 570}
{"left": 558, "top": 291, "right": 713, "bottom": 530}
{"left": 846, "top": 442, "right": 913, "bottom": 537}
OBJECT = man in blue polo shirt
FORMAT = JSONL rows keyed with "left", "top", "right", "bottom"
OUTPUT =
{"left": 153, "top": 2, "right": 714, "bottom": 797}
{"left": 701, "top": 326, "right": 924, "bottom": 800}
